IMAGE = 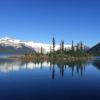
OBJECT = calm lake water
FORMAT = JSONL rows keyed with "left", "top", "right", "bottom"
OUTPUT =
{"left": 0, "top": 57, "right": 100, "bottom": 100}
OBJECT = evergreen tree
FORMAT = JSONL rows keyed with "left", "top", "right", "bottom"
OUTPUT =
{"left": 76, "top": 43, "right": 79, "bottom": 51}
{"left": 80, "top": 41, "right": 83, "bottom": 51}
{"left": 72, "top": 40, "right": 74, "bottom": 51}
{"left": 60, "top": 41, "right": 62, "bottom": 53}
{"left": 62, "top": 40, "right": 64, "bottom": 52}
{"left": 52, "top": 37, "right": 55, "bottom": 53}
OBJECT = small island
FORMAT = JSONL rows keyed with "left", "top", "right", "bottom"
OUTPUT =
{"left": 9, "top": 37, "right": 93, "bottom": 62}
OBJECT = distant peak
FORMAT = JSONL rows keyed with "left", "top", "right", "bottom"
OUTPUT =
{"left": 1, "top": 37, "right": 13, "bottom": 40}
{"left": 0, "top": 37, "right": 21, "bottom": 43}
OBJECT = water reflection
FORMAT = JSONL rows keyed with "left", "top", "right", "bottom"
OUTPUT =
{"left": 0, "top": 59, "right": 51, "bottom": 72}
{"left": 0, "top": 58, "right": 91, "bottom": 78}
{"left": 92, "top": 58, "right": 100, "bottom": 70}
{"left": 50, "top": 60, "right": 88, "bottom": 79}
{"left": 0, "top": 58, "right": 100, "bottom": 100}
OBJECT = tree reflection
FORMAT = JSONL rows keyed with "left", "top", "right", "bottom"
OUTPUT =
{"left": 0, "top": 58, "right": 89, "bottom": 79}
{"left": 49, "top": 60, "right": 88, "bottom": 79}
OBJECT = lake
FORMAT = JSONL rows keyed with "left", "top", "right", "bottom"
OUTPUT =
{"left": 0, "top": 57, "right": 100, "bottom": 100}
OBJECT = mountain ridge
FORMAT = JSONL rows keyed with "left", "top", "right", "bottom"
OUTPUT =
{"left": 89, "top": 42, "right": 100, "bottom": 55}
{"left": 0, "top": 37, "right": 90, "bottom": 54}
{"left": 0, "top": 37, "right": 35, "bottom": 54}
{"left": 0, "top": 37, "right": 72, "bottom": 53}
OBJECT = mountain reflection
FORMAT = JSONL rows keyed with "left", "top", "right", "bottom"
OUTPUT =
{"left": 92, "top": 58, "right": 100, "bottom": 70}
{"left": 0, "top": 58, "right": 91, "bottom": 78}
{"left": 0, "top": 59, "right": 51, "bottom": 72}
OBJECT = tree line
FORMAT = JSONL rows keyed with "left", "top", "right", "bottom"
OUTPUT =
{"left": 48, "top": 37, "right": 90, "bottom": 57}
{"left": 24, "top": 37, "right": 91, "bottom": 60}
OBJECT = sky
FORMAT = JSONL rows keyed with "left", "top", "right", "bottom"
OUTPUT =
{"left": 0, "top": 0, "right": 100, "bottom": 47}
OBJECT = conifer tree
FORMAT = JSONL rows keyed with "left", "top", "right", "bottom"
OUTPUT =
{"left": 72, "top": 40, "right": 74, "bottom": 51}
{"left": 52, "top": 37, "right": 55, "bottom": 53}
{"left": 76, "top": 43, "right": 79, "bottom": 51}
{"left": 60, "top": 42, "right": 62, "bottom": 53}
{"left": 62, "top": 40, "right": 64, "bottom": 52}
{"left": 80, "top": 41, "right": 83, "bottom": 51}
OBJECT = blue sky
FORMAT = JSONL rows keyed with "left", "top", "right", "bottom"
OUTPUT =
{"left": 0, "top": 0, "right": 100, "bottom": 46}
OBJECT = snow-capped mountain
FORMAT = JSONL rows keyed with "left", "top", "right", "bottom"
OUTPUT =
{"left": 0, "top": 37, "right": 22, "bottom": 48}
{"left": 0, "top": 37, "right": 35, "bottom": 54}
{"left": 0, "top": 37, "right": 72, "bottom": 54}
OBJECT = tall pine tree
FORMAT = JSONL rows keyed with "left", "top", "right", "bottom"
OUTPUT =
{"left": 52, "top": 37, "right": 55, "bottom": 53}
{"left": 62, "top": 40, "right": 64, "bottom": 52}
{"left": 72, "top": 40, "right": 74, "bottom": 52}
{"left": 80, "top": 41, "right": 83, "bottom": 51}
